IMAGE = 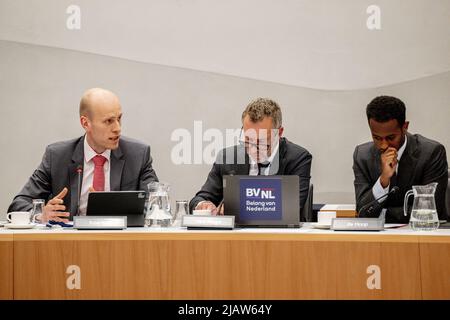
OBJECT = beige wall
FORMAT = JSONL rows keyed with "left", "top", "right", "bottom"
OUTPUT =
{"left": 1, "top": 0, "right": 449, "bottom": 90}
{"left": 0, "top": 0, "right": 449, "bottom": 217}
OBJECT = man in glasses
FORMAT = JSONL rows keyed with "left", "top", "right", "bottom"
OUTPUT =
{"left": 189, "top": 98, "right": 312, "bottom": 217}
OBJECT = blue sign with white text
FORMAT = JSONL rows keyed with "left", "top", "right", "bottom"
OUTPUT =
{"left": 239, "top": 178, "right": 282, "bottom": 220}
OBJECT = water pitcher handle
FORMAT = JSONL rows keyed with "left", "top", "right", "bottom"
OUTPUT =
{"left": 404, "top": 190, "right": 414, "bottom": 217}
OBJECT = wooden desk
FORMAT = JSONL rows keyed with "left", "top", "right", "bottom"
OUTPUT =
{"left": 419, "top": 236, "right": 450, "bottom": 299}
{"left": 0, "top": 233, "right": 13, "bottom": 300}
{"left": 4, "top": 229, "right": 448, "bottom": 300}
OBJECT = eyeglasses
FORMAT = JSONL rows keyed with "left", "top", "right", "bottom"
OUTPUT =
{"left": 238, "top": 127, "right": 279, "bottom": 152}
{"left": 239, "top": 140, "right": 271, "bottom": 151}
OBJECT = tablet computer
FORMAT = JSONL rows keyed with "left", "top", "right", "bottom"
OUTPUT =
{"left": 86, "top": 191, "right": 147, "bottom": 227}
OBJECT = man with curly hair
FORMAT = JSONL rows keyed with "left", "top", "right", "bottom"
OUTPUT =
{"left": 353, "top": 95, "right": 448, "bottom": 223}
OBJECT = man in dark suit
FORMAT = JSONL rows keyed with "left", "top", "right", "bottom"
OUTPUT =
{"left": 189, "top": 98, "right": 312, "bottom": 218}
{"left": 353, "top": 95, "right": 448, "bottom": 223}
{"left": 8, "top": 88, "right": 158, "bottom": 223}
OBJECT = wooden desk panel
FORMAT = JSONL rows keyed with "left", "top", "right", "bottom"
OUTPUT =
{"left": 0, "top": 234, "right": 13, "bottom": 300}
{"left": 13, "top": 233, "right": 422, "bottom": 299}
{"left": 419, "top": 236, "right": 450, "bottom": 300}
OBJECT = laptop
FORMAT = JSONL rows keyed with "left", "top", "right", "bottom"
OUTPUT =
{"left": 223, "top": 175, "right": 300, "bottom": 228}
{"left": 86, "top": 191, "right": 147, "bottom": 227}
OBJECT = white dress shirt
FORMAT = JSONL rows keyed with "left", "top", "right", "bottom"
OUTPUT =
{"left": 372, "top": 135, "right": 408, "bottom": 203}
{"left": 78, "top": 137, "right": 111, "bottom": 215}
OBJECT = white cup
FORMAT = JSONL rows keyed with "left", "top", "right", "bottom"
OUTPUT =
{"left": 317, "top": 211, "right": 336, "bottom": 225}
{"left": 7, "top": 211, "right": 32, "bottom": 225}
{"left": 192, "top": 209, "right": 212, "bottom": 216}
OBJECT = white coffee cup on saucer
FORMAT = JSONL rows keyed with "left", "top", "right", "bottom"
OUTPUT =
{"left": 317, "top": 211, "right": 336, "bottom": 226}
{"left": 7, "top": 211, "right": 32, "bottom": 225}
{"left": 192, "top": 209, "right": 212, "bottom": 216}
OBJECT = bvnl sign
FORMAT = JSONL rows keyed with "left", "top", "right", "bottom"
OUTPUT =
{"left": 245, "top": 188, "right": 276, "bottom": 199}
{"left": 240, "top": 179, "right": 282, "bottom": 220}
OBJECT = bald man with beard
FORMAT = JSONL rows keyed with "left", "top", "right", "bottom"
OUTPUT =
{"left": 8, "top": 88, "right": 158, "bottom": 223}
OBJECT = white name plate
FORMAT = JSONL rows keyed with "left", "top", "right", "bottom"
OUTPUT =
{"left": 73, "top": 216, "right": 127, "bottom": 230}
{"left": 182, "top": 215, "right": 235, "bottom": 230}
{"left": 331, "top": 218, "right": 384, "bottom": 231}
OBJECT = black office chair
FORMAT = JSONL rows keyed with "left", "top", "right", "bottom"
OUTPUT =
{"left": 446, "top": 169, "right": 450, "bottom": 221}
{"left": 301, "top": 184, "right": 314, "bottom": 222}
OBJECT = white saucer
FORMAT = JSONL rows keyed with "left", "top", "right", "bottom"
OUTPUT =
{"left": 311, "top": 223, "right": 331, "bottom": 229}
{"left": 3, "top": 223, "right": 37, "bottom": 229}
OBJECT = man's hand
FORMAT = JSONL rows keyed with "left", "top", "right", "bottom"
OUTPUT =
{"left": 195, "top": 201, "right": 217, "bottom": 214}
{"left": 380, "top": 147, "right": 398, "bottom": 188}
{"left": 40, "top": 187, "right": 70, "bottom": 223}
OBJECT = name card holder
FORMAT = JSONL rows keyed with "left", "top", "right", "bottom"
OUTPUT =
{"left": 182, "top": 215, "right": 235, "bottom": 230}
{"left": 331, "top": 217, "right": 384, "bottom": 231}
{"left": 73, "top": 216, "right": 127, "bottom": 230}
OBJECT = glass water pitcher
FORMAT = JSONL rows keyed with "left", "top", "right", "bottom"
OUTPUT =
{"left": 404, "top": 182, "right": 439, "bottom": 231}
{"left": 145, "top": 182, "right": 172, "bottom": 227}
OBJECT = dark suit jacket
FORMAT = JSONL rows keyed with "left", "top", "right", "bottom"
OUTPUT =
{"left": 353, "top": 133, "right": 448, "bottom": 223}
{"left": 8, "top": 135, "right": 159, "bottom": 219}
{"left": 189, "top": 138, "right": 312, "bottom": 218}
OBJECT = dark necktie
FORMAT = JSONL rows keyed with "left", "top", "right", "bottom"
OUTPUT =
{"left": 390, "top": 171, "right": 398, "bottom": 191}
{"left": 257, "top": 162, "right": 270, "bottom": 175}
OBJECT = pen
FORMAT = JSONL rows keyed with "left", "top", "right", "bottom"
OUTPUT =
{"left": 216, "top": 199, "right": 224, "bottom": 215}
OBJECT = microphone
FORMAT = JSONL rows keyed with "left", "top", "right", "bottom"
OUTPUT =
{"left": 358, "top": 186, "right": 399, "bottom": 217}
{"left": 76, "top": 165, "right": 83, "bottom": 215}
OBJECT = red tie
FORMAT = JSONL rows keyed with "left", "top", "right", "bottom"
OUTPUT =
{"left": 92, "top": 155, "right": 107, "bottom": 191}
